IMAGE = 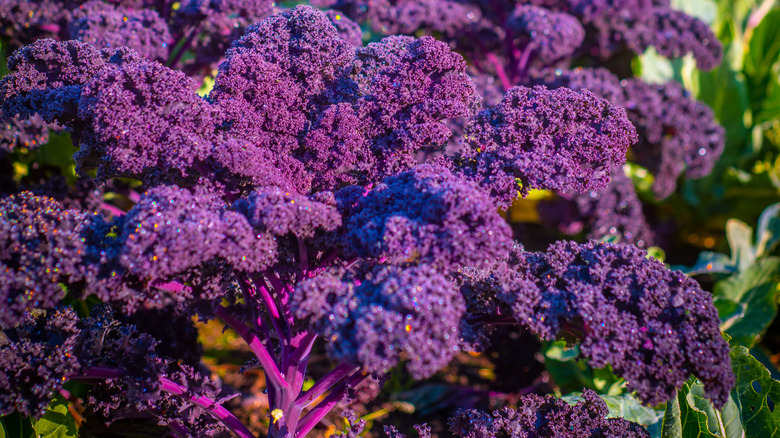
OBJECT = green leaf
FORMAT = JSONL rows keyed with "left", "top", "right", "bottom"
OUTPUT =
{"left": 731, "top": 346, "right": 780, "bottom": 437}
{"left": 662, "top": 389, "right": 684, "bottom": 438}
{"left": 671, "top": 0, "right": 718, "bottom": 24}
{"left": 661, "top": 378, "right": 744, "bottom": 438}
{"left": 635, "top": 47, "right": 677, "bottom": 83}
{"left": 726, "top": 219, "right": 757, "bottom": 272}
{"left": 756, "top": 202, "right": 780, "bottom": 256}
{"left": 32, "top": 395, "right": 78, "bottom": 438}
{"left": 543, "top": 341, "right": 623, "bottom": 394}
{"left": 0, "top": 413, "right": 34, "bottom": 438}
{"left": 693, "top": 46, "right": 750, "bottom": 157}
{"left": 755, "top": 68, "right": 780, "bottom": 124}
{"left": 713, "top": 257, "right": 780, "bottom": 347}
{"left": 745, "top": 8, "right": 780, "bottom": 92}
{"left": 680, "top": 251, "right": 737, "bottom": 275}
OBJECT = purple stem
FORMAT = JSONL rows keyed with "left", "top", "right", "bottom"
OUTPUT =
{"left": 256, "top": 274, "right": 283, "bottom": 320}
{"left": 486, "top": 53, "right": 512, "bottom": 91}
{"left": 168, "top": 420, "right": 190, "bottom": 438}
{"left": 293, "top": 363, "right": 360, "bottom": 409}
{"left": 263, "top": 270, "right": 295, "bottom": 326}
{"left": 215, "top": 307, "right": 289, "bottom": 390}
{"left": 515, "top": 44, "right": 535, "bottom": 82}
{"left": 295, "top": 372, "right": 368, "bottom": 437}
{"left": 38, "top": 24, "right": 61, "bottom": 33}
{"left": 250, "top": 274, "right": 288, "bottom": 348}
{"left": 100, "top": 203, "right": 125, "bottom": 217}
{"left": 235, "top": 275, "right": 268, "bottom": 336}
{"left": 275, "top": 332, "right": 319, "bottom": 434}
{"left": 168, "top": 24, "right": 200, "bottom": 68}
{"left": 159, "top": 377, "right": 256, "bottom": 438}
{"left": 151, "top": 280, "right": 190, "bottom": 294}
{"left": 127, "top": 190, "right": 141, "bottom": 203}
{"left": 68, "top": 367, "right": 255, "bottom": 438}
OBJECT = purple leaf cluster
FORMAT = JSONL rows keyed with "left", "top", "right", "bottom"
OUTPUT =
{"left": 2, "top": 7, "right": 480, "bottom": 192}
{"left": 0, "top": 307, "right": 81, "bottom": 417}
{"left": 311, "top": 0, "right": 482, "bottom": 40}
{"left": 0, "top": 193, "right": 90, "bottom": 326}
{"left": 498, "top": 240, "right": 733, "bottom": 406}
{"left": 507, "top": 5, "right": 585, "bottom": 66}
{"left": 294, "top": 264, "right": 464, "bottom": 379}
{"left": 568, "top": 0, "right": 722, "bottom": 69}
{"left": 318, "top": 0, "right": 721, "bottom": 70}
{"left": 457, "top": 85, "right": 636, "bottom": 207}
{"left": 447, "top": 389, "right": 650, "bottom": 438}
{"left": 344, "top": 164, "right": 513, "bottom": 270}
{"left": 0, "top": 304, "right": 236, "bottom": 436}
{"left": 0, "top": 0, "right": 277, "bottom": 75}
{"left": 0, "top": 114, "right": 54, "bottom": 152}
{"left": 537, "top": 67, "right": 725, "bottom": 198}
{"left": 67, "top": 1, "right": 172, "bottom": 61}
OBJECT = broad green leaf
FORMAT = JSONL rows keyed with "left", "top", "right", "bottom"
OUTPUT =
{"left": 720, "top": 393, "right": 746, "bottom": 438}
{"left": 756, "top": 202, "right": 780, "bottom": 256}
{"left": 755, "top": 68, "right": 780, "bottom": 124}
{"left": 672, "top": 0, "right": 718, "bottom": 24}
{"left": 745, "top": 8, "right": 780, "bottom": 87}
{"left": 731, "top": 346, "right": 780, "bottom": 437}
{"left": 725, "top": 219, "right": 756, "bottom": 271}
{"left": 693, "top": 48, "right": 751, "bottom": 157}
{"left": 713, "top": 257, "right": 780, "bottom": 347}
{"left": 680, "top": 251, "right": 737, "bottom": 275}
{"left": 662, "top": 389, "right": 684, "bottom": 438}
{"left": 543, "top": 342, "right": 624, "bottom": 394}
{"left": 661, "top": 378, "right": 744, "bottom": 438}
{"left": 32, "top": 395, "right": 77, "bottom": 438}
{"left": 635, "top": 48, "right": 676, "bottom": 83}
{"left": 0, "top": 413, "right": 34, "bottom": 438}
{"left": 675, "top": 380, "right": 719, "bottom": 438}
{"left": 685, "top": 379, "right": 741, "bottom": 438}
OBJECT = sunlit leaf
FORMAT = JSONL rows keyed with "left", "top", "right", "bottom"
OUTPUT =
{"left": 731, "top": 346, "right": 780, "bottom": 437}
{"left": 714, "top": 257, "right": 780, "bottom": 347}
{"left": 32, "top": 395, "right": 78, "bottom": 438}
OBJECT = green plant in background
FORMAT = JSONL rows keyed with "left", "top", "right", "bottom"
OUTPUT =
{"left": 635, "top": 0, "right": 780, "bottom": 241}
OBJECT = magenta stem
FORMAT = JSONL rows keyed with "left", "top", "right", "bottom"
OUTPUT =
{"left": 257, "top": 282, "right": 282, "bottom": 320}
{"left": 263, "top": 270, "right": 295, "bottom": 327}
{"left": 167, "top": 24, "right": 200, "bottom": 68}
{"left": 159, "top": 377, "right": 255, "bottom": 438}
{"left": 295, "top": 383, "right": 347, "bottom": 438}
{"left": 294, "top": 363, "right": 360, "bottom": 409}
{"left": 215, "top": 307, "right": 289, "bottom": 390}
{"left": 168, "top": 420, "right": 190, "bottom": 438}
{"left": 295, "top": 372, "right": 368, "bottom": 437}
{"left": 99, "top": 203, "right": 125, "bottom": 216}
{"left": 127, "top": 190, "right": 141, "bottom": 203}
{"left": 515, "top": 44, "right": 534, "bottom": 81}
{"left": 487, "top": 53, "right": 512, "bottom": 91}
{"left": 151, "top": 280, "right": 190, "bottom": 293}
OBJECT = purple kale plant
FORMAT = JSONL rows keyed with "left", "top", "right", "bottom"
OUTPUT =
{"left": 318, "top": 0, "right": 726, "bottom": 241}
{"left": 0, "top": 4, "right": 734, "bottom": 437}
